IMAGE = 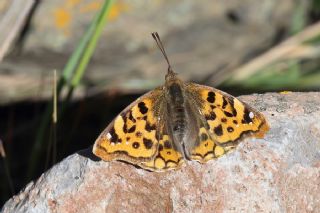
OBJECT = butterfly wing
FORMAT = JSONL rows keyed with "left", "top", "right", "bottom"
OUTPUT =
{"left": 140, "top": 107, "right": 185, "bottom": 171}
{"left": 93, "top": 87, "right": 164, "bottom": 164}
{"left": 185, "top": 83, "right": 269, "bottom": 162}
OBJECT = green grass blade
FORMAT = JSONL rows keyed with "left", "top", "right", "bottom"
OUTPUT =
{"left": 28, "top": 0, "right": 115, "bottom": 179}
{"left": 71, "top": 0, "right": 115, "bottom": 87}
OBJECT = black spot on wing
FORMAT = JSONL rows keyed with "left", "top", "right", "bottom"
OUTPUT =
{"left": 120, "top": 114, "right": 128, "bottom": 133}
{"left": 135, "top": 131, "right": 142, "bottom": 137}
{"left": 132, "top": 142, "right": 140, "bottom": 149}
{"left": 158, "top": 144, "right": 164, "bottom": 151}
{"left": 138, "top": 102, "right": 148, "bottom": 114}
{"left": 201, "top": 133, "right": 208, "bottom": 141}
{"left": 205, "top": 112, "right": 216, "bottom": 120}
{"left": 164, "top": 140, "right": 172, "bottom": 149}
{"left": 222, "top": 97, "right": 228, "bottom": 109}
{"left": 227, "top": 127, "right": 234, "bottom": 132}
{"left": 228, "top": 97, "right": 237, "bottom": 116}
{"left": 224, "top": 111, "right": 234, "bottom": 117}
{"left": 143, "top": 138, "right": 153, "bottom": 149}
{"left": 207, "top": 92, "right": 216, "bottom": 103}
{"left": 243, "top": 108, "right": 252, "bottom": 123}
{"left": 123, "top": 122, "right": 128, "bottom": 133}
{"left": 128, "top": 125, "right": 136, "bottom": 133}
{"left": 109, "top": 127, "right": 119, "bottom": 143}
{"left": 146, "top": 122, "right": 156, "bottom": 132}
{"left": 214, "top": 125, "right": 223, "bottom": 136}
{"left": 128, "top": 111, "right": 136, "bottom": 122}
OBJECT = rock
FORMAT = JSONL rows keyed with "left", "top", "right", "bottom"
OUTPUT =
{"left": 2, "top": 92, "right": 320, "bottom": 213}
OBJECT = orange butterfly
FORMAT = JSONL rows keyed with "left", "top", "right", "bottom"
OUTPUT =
{"left": 93, "top": 32, "right": 269, "bottom": 171}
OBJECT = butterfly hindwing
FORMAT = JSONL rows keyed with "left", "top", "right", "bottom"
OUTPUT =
{"left": 140, "top": 102, "right": 184, "bottom": 171}
{"left": 140, "top": 122, "right": 184, "bottom": 171}
{"left": 185, "top": 83, "right": 269, "bottom": 162}
{"left": 93, "top": 88, "right": 164, "bottom": 164}
{"left": 188, "top": 125, "right": 234, "bottom": 162}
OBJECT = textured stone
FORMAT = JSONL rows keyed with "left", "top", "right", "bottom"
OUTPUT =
{"left": 2, "top": 92, "right": 320, "bottom": 213}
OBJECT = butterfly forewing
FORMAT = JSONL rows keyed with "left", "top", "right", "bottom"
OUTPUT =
{"left": 185, "top": 83, "right": 269, "bottom": 162}
{"left": 93, "top": 88, "right": 164, "bottom": 164}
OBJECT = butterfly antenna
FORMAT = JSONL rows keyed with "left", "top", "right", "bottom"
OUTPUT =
{"left": 151, "top": 32, "right": 174, "bottom": 75}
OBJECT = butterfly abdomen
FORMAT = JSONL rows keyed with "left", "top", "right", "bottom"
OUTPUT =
{"left": 167, "top": 82, "right": 187, "bottom": 138}
{"left": 172, "top": 106, "right": 186, "bottom": 135}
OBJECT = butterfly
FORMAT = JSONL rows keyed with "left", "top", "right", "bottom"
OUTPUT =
{"left": 93, "top": 32, "right": 269, "bottom": 171}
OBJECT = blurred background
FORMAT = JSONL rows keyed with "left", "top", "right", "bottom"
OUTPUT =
{"left": 0, "top": 0, "right": 320, "bottom": 206}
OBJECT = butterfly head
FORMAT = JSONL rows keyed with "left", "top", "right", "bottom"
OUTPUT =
{"left": 165, "top": 67, "right": 182, "bottom": 87}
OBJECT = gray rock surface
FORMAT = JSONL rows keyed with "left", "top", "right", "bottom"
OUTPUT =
{"left": 2, "top": 92, "right": 320, "bottom": 213}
